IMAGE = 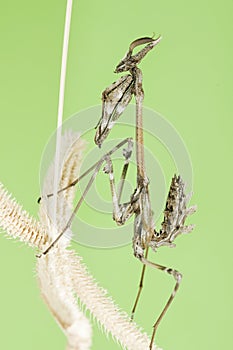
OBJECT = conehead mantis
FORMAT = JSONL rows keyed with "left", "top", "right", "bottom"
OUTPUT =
{"left": 37, "top": 36, "right": 196, "bottom": 349}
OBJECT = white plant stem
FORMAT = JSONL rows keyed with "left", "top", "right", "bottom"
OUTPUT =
{"left": 52, "top": 0, "right": 73, "bottom": 230}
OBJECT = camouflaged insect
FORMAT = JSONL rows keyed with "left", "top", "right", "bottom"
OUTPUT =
{"left": 39, "top": 35, "right": 196, "bottom": 350}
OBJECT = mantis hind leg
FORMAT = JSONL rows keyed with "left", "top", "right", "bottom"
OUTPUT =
{"left": 139, "top": 256, "right": 182, "bottom": 350}
{"left": 131, "top": 246, "right": 149, "bottom": 320}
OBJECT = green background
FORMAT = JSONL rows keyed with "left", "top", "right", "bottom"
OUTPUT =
{"left": 0, "top": 1, "right": 232, "bottom": 349}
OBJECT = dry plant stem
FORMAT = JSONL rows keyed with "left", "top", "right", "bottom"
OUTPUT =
{"left": 0, "top": 182, "right": 161, "bottom": 350}
{"left": 68, "top": 250, "right": 161, "bottom": 350}
{"left": 0, "top": 130, "right": 163, "bottom": 349}
{"left": 0, "top": 133, "right": 93, "bottom": 350}
{"left": 37, "top": 249, "right": 92, "bottom": 350}
{"left": 38, "top": 132, "right": 92, "bottom": 350}
{"left": 0, "top": 183, "right": 92, "bottom": 350}
{"left": 0, "top": 183, "right": 47, "bottom": 250}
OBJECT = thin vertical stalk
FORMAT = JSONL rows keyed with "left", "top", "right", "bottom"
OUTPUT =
{"left": 52, "top": 0, "right": 73, "bottom": 228}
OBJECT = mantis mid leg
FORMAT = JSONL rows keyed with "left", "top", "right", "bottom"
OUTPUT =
{"left": 140, "top": 256, "right": 182, "bottom": 350}
{"left": 37, "top": 137, "right": 134, "bottom": 257}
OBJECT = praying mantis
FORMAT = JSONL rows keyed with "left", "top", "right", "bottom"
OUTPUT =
{"left": 37, "top": 36, "right": 196, "bottom": 349}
